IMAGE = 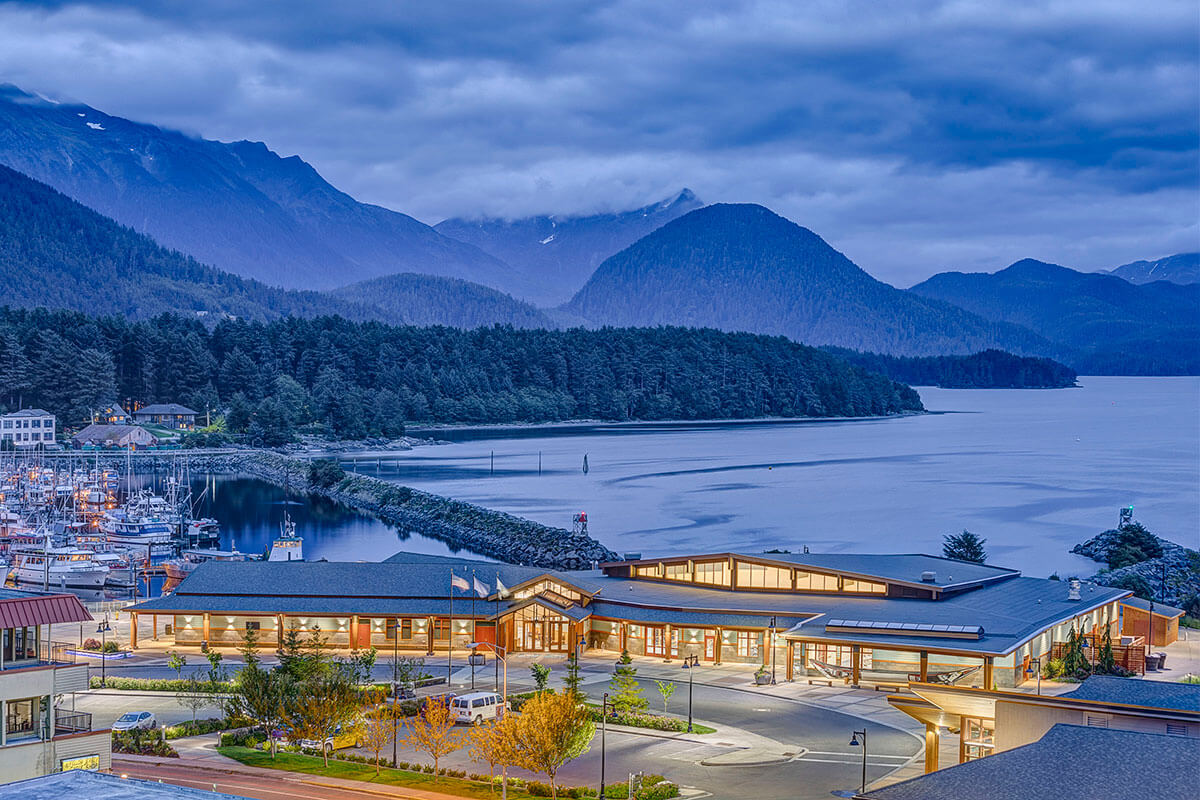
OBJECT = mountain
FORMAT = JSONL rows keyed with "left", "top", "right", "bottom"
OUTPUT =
{"left": 0, "top": 162, "right": 364, "bottom": 321}
{"left": 910, "top": 259, "right": 1200, "bottom": 374}
{"left": 333, "top": 273, "right": 554, "bottom": 328}
{"left": 0, "top": 85, "right": 514, "bottom": 291}
{"left": 1102, "top": 253, "right": 1199, "bottom": 285}
{"left": 563, "top": 203, "right": 1056, "bottom": 357}
{"left": 0, "top": 162, "right": 558, "bottom": 330}
{"left": 435, "top": 190, "right": 703, "bottom": 305}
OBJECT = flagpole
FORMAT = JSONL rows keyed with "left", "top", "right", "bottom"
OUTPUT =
{"left": 449, "top": 569, "right": 454, "bottom": 685}
{"left": 495, "top": 570, "right": 502, "bottom": 692}
{"left": 471, "top": 569, "right": 476, "bottom": 691}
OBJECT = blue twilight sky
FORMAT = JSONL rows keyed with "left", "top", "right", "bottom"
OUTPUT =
{"left": 1, "top": 0, "right": 1196, "bottom": 286}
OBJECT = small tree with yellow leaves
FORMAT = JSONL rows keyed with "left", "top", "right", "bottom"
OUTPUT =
{"left": 509, "top": 690, "right": 594, "bottom": 799}
{"left": 359, "top": 696, "right": 396, "bottom": 775}
{"left": 403, "top": 695, "right": 463, "bottom": 775}
{"left": 468, "top": 717, "right": 518, "bottom": 793}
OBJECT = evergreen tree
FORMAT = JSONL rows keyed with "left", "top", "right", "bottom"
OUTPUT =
{"left": 943, "top": 530, "right": 988, "bottom": 563}
{"left": 610, "top": 649, "right": 646, "bottom": 713}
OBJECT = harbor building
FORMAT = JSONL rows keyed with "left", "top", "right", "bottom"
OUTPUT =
{"left": 132, "top": 404, "right": 198, "bottom": 431}
{"left": 0, "top": 589, "right": 109, "bottom": 782}
{"left": 0, "top": 409, "right": 56, "bottom": 448}
{"left": 128, "top": 550, "right": 1128, "bottom": 695}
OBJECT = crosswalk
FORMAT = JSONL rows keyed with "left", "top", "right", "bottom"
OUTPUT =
{"left": 794, "top": 750, "right": 913, "bottom": 767}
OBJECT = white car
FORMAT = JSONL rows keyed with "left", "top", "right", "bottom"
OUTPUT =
{"left": 112, "top": 711, "right": 157, "bottom": 731}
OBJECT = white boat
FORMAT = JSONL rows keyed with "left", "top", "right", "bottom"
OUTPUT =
{"left": 90, "top": 551, "right": 136, "bottom": 587}
{"left": 267, "top": 513, "right": 304, "bottom": 562}
{"left": 101, "top": 511, "right": 175, "bottom": 548}
{"left": 12, "top": 547, "right": 109, "bottom": 589}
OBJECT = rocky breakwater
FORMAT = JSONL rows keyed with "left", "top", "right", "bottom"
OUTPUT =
{"left": 1073, "top": 522, "right": 1200, "bottom": 614}
{"left": 239, "top": 452, "right": 618, "bottom": 570}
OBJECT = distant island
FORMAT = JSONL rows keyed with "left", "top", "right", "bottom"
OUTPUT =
{"left": 822, "top": 348, "right": 1078, "bottom": 389}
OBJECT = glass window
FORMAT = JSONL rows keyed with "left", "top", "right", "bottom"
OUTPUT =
{"left": 634, "top": 564, "right": 661, "bottom": 578}
{"left": 434, "top": 619, "right": 449, "bottom": 640}
{"left": 663, "top": 562, "right": 692, "bottom": 582}
{"left": 736, "top": 562, "right": 792, "bottom": 590}
{"left": 646, "top": 627, "right": 666, "bottom": 656}
{"left": 31, "top": 420, "right": 39, "bottom": 428}
{"left": 245, "top": 621, "right": 260, "bottom": 631}
{"left": 843, "top": 578, "right": 886, "bottom": 594}
{"left": 962, "top": 716, "right": 995, "bottom": 761}
{"left": 5, "top": 696, "right": 44, "bottom": 741}
{"left": 795, "top": 571, "right": 839, "bottom": 591}
{"left": 735, "top": 631, "right": 759, "bottom": 658}
{"left": 693, "top": 561, "right": 730, "bottom": 586}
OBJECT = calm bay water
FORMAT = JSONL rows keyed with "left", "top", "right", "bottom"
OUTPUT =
{"left": 325, "top": 376, "right": 1200, "bottom": 577}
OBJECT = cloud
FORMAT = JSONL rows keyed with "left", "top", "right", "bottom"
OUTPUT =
{"left": 0, "top": 0, "right": 1195, "bottom": 284}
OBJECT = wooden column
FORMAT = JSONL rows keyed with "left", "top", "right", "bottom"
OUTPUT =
{"left": 786, "top": 641, "right": 795, "bottom": 681}
{"left": 664, "top": 624, "right": 673, "bottom": 661}
{"left": 983, "top": 656, "right": 994, "bottom": 690}
{"left": 620, "top": 623, "right": 628, "bottom": 653}
{"left": 714, "top": 628, "right": 722, "bottom": 665}
{"left": 351, "top": 615, "right": 360, "bottom": 650}
{"left": 851, "top": 644, "right": 861, "bottom": 686}
{"left": 130, "top": 611, "right": 138, "bottom": 649}
{"left": 152, "top": 614, "right": 158, "bottom": 641}
{"left": 762, "top": 630, "right": 770, "bottom": 668}
{"left": 202, "top": 612, "right": 210, "bottom": 644}
{"left": 919, "top": 651, "right": 929, "bottom": 682}
{"left": 277, "top": 615, "right": 285, "bottom": 650}
{"left": 427, "top": 617, "right": 435, "bottom": 655}
{"left": 924, "top": 723, "right": 939, "bottom": 773}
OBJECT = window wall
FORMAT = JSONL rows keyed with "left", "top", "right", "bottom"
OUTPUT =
{"left": 736, "top": 563, "right": 792, "bottom": 590}
{"left": 794, "top": 571, "right": 840, "bottom": 591}
{"left": 693, "top": 561, "right": 730, "bottom": 587}
{"left": 842, "top": 578, "right": 886, "bottom": 594}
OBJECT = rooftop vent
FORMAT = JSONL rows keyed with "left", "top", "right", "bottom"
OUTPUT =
{"left": 920, "top": 571, "right": 937, "bottom": 582}
{"left": 1068, "top": 579, "right": 1082, "bottom": 601}
{"left": 623, "top": 552, "right": 642, "bottom": 561}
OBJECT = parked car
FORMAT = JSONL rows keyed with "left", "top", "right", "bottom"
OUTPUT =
{"left": 419, "top": 691, "right": 457, "bottom": 711}
{"left": 298, "top": 722, "right": 361, "bottom": 754}
{"left": 112, "top": 711, "right": 157, "bottom": 731}
{"left": 450, "top": 692, "right": 505, "bottom": 725}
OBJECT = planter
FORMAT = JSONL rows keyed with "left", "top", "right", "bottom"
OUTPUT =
{"left": 754, "top": 673, "right": 771, "bottom": 685}
{"left": 69, "top": 649, "right": 134, "bottom": 660}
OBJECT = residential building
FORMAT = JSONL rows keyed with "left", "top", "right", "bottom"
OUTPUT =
{"left": 0, "top": 589, "right": 109, "bottom": 783}
{"left": 127, "top": 551, "right": 1127, "bottom": 697}
{"left": 132, "top": 404, "right": 197, "bottom": 431}
{"left": 0, "top": 409, "right": 56, "bottom": 448}
{"left": 71, "top": 424, "right": 157, "bottom": 450}
{"left": 93, "top": 404, "right": 131, "bottom": 426}
{"left": 856, "top": 724, "right": 1198, "bottom": 800}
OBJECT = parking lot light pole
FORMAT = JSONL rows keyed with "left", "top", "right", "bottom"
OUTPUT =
{"left": 471, "top": 641, "right": 508, "bottom": 800}
{"left": 391, "top": 622, "right": 399, "bottom": 768}
{"left": 97, "top": 615, "right": 112, "bottom": 688}
{"left": 599, "top": 692, "right": 610, "bottom": 798}
{"left": 849, "top": 729, "right": 868, "bottom": 795}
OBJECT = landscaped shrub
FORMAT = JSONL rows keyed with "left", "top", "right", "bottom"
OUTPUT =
{"left": 112, "top": 731, "right": 179, "bottom": 758}
{"left": 591, "top": 709, "right": 688, "bottom": 732}
{"left": 220, "top": 729, "right": 267, "bottom": 748}
{"left": 636, "top": 782, "right": 680, "bottom": 800}
{"left": 101, "top": 640, "right": 122, "bottom": 653}
{"left": 89, "top": 676, "right": 237, "bottom": 692}
{"left": 527, "top": 781, "right": 554, "bottom": 797}
{"left": 165, "top": 717, "right": 252, "bottom": 739}
{"left": 81, "top": 638, "right": 102, "bottom": 651}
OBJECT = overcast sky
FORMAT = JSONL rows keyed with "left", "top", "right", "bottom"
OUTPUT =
{"left": 1, "top": 1, "right": 1196, "bottom": 286}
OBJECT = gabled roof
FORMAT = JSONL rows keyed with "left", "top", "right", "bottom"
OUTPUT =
{"left": 73, "top": 423, "right": 155, "bottom": 443}
{"left": 135, "top": 403, "right": 198, "bottom": 416}
{"left": 862, "top": 724, "right": 1199, "bottom": 800}
{"left": 495, "top": 595, "right": 593, "bottom": 622}
{"left": 1061, "top": 675, "right": 1200, "bottom": 713}
{"left": 2, "top": 408, "right": 52, "bottom": 417}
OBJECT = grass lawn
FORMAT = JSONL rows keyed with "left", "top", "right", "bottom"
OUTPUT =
{"left": 217, "top": 746, "right": 536, "bottom": 798}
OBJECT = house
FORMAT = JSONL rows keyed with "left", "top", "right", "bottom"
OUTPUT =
{"left": 857, "top": 724, "right": 1198, "bottom": 799}
{"left": 0, "top": 588, "right": 109, "bottom": 783}
{"left": 0, "top": 409, "right": 56, "bottom": 448}
{"left": 132, "top": 403, "right": 198, "bottom": 431}
{"left": 71, "top": 424, "right": 157, "bottom": 450}
{"left": 93, "top": 403, "right": 131, "bottom": 426}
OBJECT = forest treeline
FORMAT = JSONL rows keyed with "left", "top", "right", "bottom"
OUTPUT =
{"left": 0, "top": 309, "right": 922, "bottom": 443}
{"left": 822, "top": 348, "right": 1077, "bottom": 389}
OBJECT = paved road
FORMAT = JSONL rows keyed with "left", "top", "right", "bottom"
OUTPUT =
{"left": 73, "top": 691, "right": 224, "bottom": 729}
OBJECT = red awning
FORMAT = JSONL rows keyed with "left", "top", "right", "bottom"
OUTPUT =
{"left": 0, "top": 594, "right": 93, "bottom": 628}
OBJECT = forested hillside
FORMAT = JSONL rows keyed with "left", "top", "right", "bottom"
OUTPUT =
{"left": 910, "top": 259, "right": 1200, "bottom": 374}
{"left": 0, "top": 163, "right": 370, "bottom": 320}
{"left": 823, "top": 348, "right": 1078, "bottom": 388}
{"left": 0, "top": 310, "right": 923, "bottom": 439}
{"left": 332, "top": 273, "right": 553, "bottom": 328}
{"left": 565, "top": 204, "right": 1057, "bottom": 357}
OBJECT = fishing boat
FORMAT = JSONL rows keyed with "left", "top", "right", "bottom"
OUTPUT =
{"left": 164, "top": 547, "right": 259, "bottom": 581}
{"left": 11, "top": 547, "right": 109, "bottom": 590}
{"left": 267, "top": 513, "right": 304, "bottom": 562}
{"left": 101, "top": 511, "right": 175, "bottom": 549}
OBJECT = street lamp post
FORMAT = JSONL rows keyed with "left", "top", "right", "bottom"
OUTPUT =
{"left": 391, "top": 620, "right": 400, "bottom": 769}
{"left": 1025, "top": 657, "right": 1042, "bottom": 695}
{"left": 471, "top": 641, "right": 508, "bottom": 800}
{"left": 599, "top": 692, "right": 610, "bottom": 799}
{"left": 683, "top": 654, "right": 698, "bottom": 732}
{"left": 97, "top": 615, "right": 112, "bottom": 688}
{"left": 849, "top": 729, "right": 868, "bottom": 795}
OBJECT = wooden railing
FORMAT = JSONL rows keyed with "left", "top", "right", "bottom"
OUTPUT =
{"left": 1050, "top": 638, "right": 1145, "bottom": 674}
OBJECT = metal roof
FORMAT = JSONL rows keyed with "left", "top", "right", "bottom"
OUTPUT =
{"left": 134, "top": 403, "right": 198, "bottom": 416}
{"left": 1061, "top": 675, "right": 1200, "bottom": 713}
{"left": 0, "top": 591, "right": 93, "bottom": 627}
{"left": 862, "top": 724, "right": 1199, "bottom": 800}
{"left": 1119, "top": 595, "right": 1186, "bottom": 617}
{"left": 1, "top": 408, "right": 52, "bottom": 418}
{"left": 0, "top": 769, "right": 255, "bottom": 799}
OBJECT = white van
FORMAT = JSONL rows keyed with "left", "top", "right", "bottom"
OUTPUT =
{"left": 450, "top": 692, "right": 505, "bottom": 725}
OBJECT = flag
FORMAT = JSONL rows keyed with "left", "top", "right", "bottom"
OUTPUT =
{"left": 473, "top": 576, "right": 489, "bottom": 598}
{"left": 496, "top": 575, "right": 509, "bottom": 598}
{"left": 450, "top": 572, "right": 470, "bottom": 592}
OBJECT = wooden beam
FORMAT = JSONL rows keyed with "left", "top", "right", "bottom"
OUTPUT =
{"left": 277, "top": 615, "right": 285, "bottom": 651}
{"left": 202, "top": 612, "right": 210, "bottom": 645}
{"left": 130, "top": 611, "right": 138, "bottom": 650}
{"left": 427, "top": 617, "right": 435, "bottom": 655}
{"left": 786, "top": 640, "right": 794, "bottom": 681}
{"left": 983, "top": 656, "right": 994, "bottom": 690}
{"left": 920, "top": 651, "right": 929, "bottom": 681}
{"left": 851, "top": 644, "right": 861, "bottom": 686}
{"left": 924, "top": 724, "right": 939, "bottom": 773}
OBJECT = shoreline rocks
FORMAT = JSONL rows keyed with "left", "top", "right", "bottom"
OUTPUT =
{"left": 1073, "top": 527, "right": 1200, "bottom": 611}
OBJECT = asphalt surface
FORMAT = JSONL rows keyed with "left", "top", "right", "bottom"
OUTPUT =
{"left": 114, "top": 760, "right": 396, "bottom": 800}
